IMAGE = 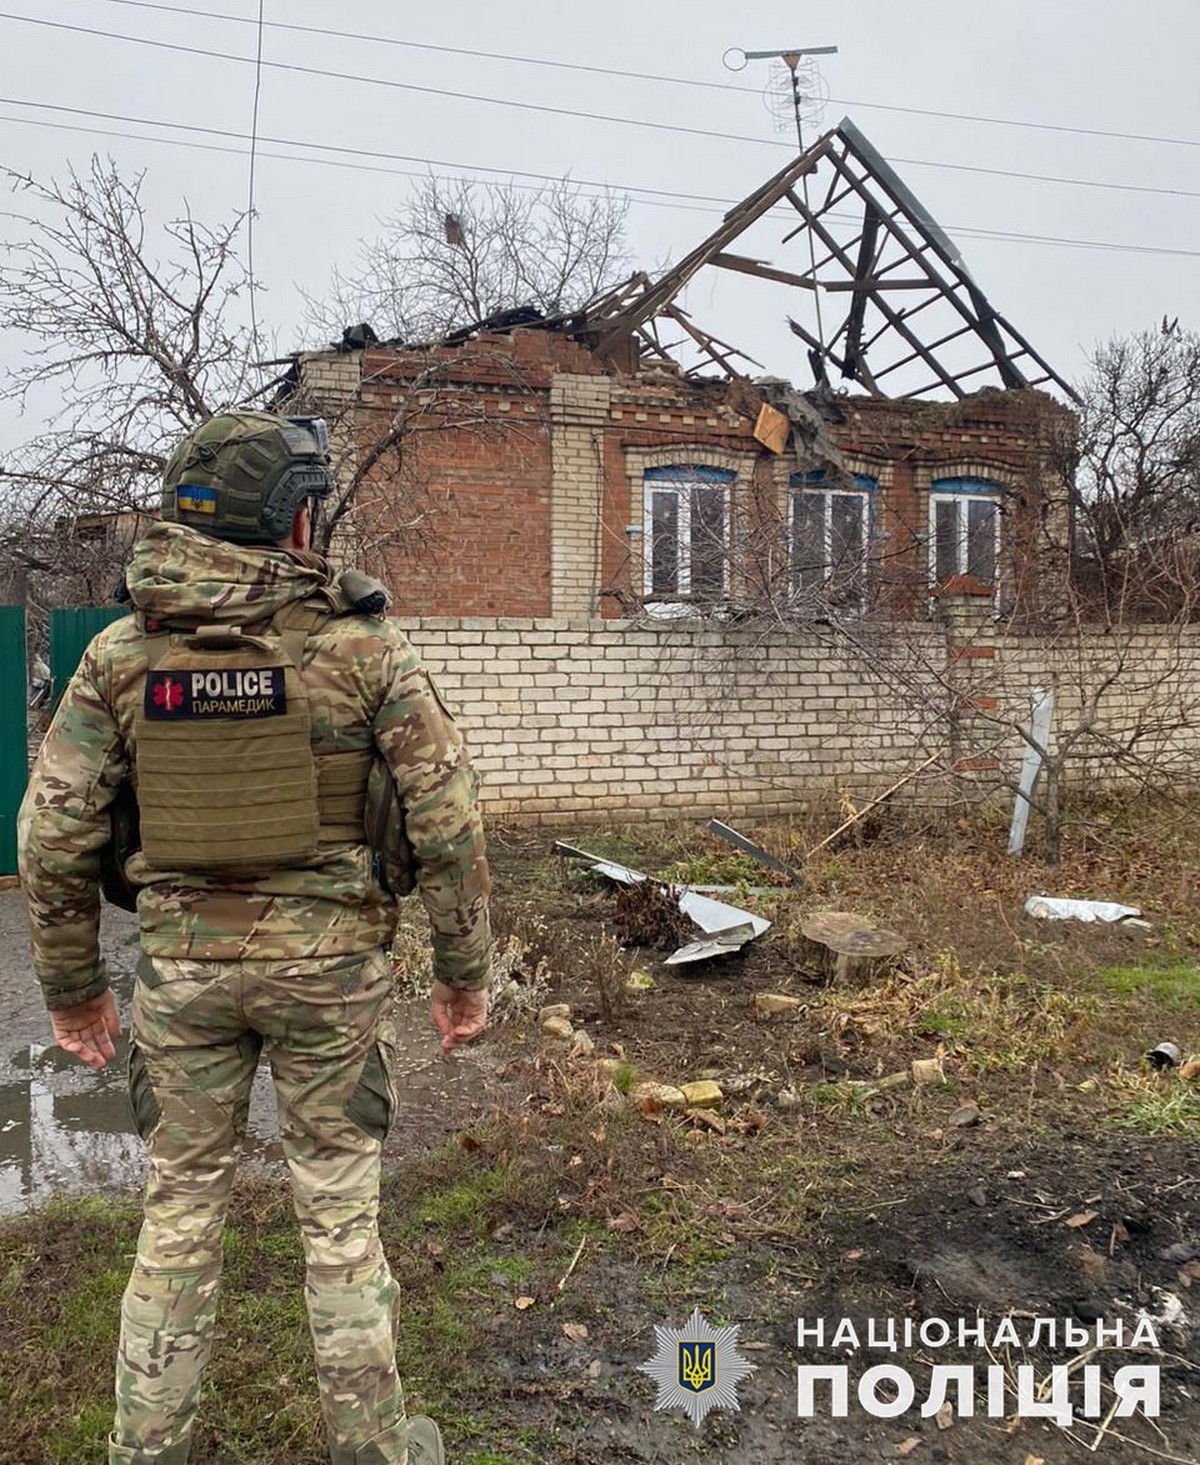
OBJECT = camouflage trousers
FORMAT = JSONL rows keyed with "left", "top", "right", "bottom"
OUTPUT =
{"left": 109, "top": 947, "right": 409, "bottom": 1465}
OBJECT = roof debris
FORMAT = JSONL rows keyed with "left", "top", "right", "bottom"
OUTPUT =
{"left": 384, "top": 119, "right": 1075, "bottom": 404}
{"left": 553, "top": 842, "right": 771, "bottom": 966}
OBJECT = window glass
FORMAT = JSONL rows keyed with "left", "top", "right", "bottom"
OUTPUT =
{"left": 934, "top": 498, "right": 960, "bottom": 583}
{"left": 790, "top": 472, "right": 875, "bottom": 610}
{"left": 930, "top": 478, "right": 1003, "bottom": 587}
{"left": 643, "top": 466, "right": 733, "bottom": 603}
{"left": 830, "top": 493, "right": 866, "bottom": 602}
{"left": 650, "top": 490, "right": 680, "bottom": 596}
{"left": 966, "top": 498, "right": 998, "bottom": 584}
{"left": 792, "top": 493, "right": 826, "bottom": 593}
{"left": 691, "top": 484, "right": 727, "bottom": 597}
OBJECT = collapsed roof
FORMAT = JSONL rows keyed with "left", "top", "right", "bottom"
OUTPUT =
{"left": 430, "top": 118, "right": 1077, "bottom": 404}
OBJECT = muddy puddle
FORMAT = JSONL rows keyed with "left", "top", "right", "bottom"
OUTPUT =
{"left": 0, "top": 891, "right": 495, "bottom": 1215}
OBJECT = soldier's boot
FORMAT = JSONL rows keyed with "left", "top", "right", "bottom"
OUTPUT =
{"left": 108, "top": 1435, "right": 192, "bottom": 1465}
{"left": 406, "top": 1416, "right": 445, "bottom": 1465}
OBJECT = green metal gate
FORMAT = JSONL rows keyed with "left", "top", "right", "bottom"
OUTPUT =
{"left": 0, "top": 606, "right": 27, "bottom": 875}
{"left": 0, "top": 606, "right": 130, "bottom": 875}
{"left": 49, "top": 606, "right": 129, "bottom": 712}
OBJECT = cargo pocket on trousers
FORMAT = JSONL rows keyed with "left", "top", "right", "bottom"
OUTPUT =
{"left": 127, "top": 1042, "right": 161, "bottom": 1141}
{"left": 346, "top": 1032, "right": 398, "bottom": 1144}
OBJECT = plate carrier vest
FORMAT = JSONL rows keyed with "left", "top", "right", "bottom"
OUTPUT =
{"left": 132, "top": 603, "right": 380, "bottom": 876}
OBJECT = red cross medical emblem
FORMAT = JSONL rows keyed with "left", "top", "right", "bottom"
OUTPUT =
{"left": 152, "top": 676, "right": 184, "bottom": 713}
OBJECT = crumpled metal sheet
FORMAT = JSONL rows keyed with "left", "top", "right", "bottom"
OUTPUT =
{"left": 1023, "top": 895, "right": 1142, "bottom": 923}
{"left": 553, "top": 842, "right": 770, "bottom": 961}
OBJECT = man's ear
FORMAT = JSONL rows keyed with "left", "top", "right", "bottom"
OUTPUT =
{"left": 288, "top": 504, "right": 311, "bottom": 550}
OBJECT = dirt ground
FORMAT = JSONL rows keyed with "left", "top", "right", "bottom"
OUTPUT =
{"left": 3, "top": 803, "right": 1200, "bottom": 1464}
{"left": 447, "top": 813, "right": 1200, "bottom": 1464}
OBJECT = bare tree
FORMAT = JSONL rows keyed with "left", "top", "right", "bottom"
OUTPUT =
{"left": 1073, "top": 320, "right": 1200, "bottom": 604}
{"left": 306, "top": 175, "right": 630, "bottom": 344}
{"left": 621, "top": 431, "right": 1200, "bottom": 863}
{"left": 0, "top": 156, "right": 259, "bottom": 523}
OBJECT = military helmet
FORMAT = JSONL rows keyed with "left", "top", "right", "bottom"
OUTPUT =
{"left": 161, "top": 411, "right": 333, "bottom": 544}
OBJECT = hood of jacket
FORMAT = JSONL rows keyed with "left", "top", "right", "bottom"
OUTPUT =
{"left": 126, "top": 521, "right": 330, "bottom": 626}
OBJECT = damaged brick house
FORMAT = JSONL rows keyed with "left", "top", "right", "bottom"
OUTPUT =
{"left": 289, "top": 120, "right": 1077, "bottom": 625}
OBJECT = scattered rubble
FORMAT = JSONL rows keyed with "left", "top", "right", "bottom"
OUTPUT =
{"left": 553, "top": 841, "right": 772, "bottom": 965}
{"left": 1148, "top": 1041, "right": 1181, "bottom": 1071}
{"left": 754, "top": 993, "right": 804, "bottom": 1017}
{"left": 705, "top": 818, "right": 800, "bottom": 885}
{"left": 911, "top": 1057, "right": 946, "bottom": 1086}
{"left": 631, "top": 1081, "right": 687, "bottom": 1111}
{"left": 680, "top": 1080, "right": 724, "bottom": 1110}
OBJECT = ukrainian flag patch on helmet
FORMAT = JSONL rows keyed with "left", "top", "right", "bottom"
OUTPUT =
{"left": 176, "top": 483, "right": 217, "bottom": 514}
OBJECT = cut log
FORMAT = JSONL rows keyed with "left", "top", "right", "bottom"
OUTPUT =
{"left": 799, "top": 910, "right": 908, "bottom": 987}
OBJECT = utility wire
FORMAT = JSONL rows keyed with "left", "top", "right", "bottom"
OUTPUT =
{"left": 81, "top": 0, "right": 1200, "bottom": 152}
{"left": 4, "top": 8, "right": 1200, "bottom": 189}
{"left": 2, "top": 92, "right": 1195, "bottom": 208}
{"left": 0, "top": 14, "right": 1194, "bottom": 204}
{"left": 2, "top": 100, "right": 1198, "bottom": 261}
{"left": 0, "top": 12, "right": 789, "bottom": 150}
{"left": 246, "top": 0, "right": 264, "bottom": 354}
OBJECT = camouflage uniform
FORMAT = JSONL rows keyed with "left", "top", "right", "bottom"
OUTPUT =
{"left": 19, "top": 521, "right": 492, "bottom": 1464}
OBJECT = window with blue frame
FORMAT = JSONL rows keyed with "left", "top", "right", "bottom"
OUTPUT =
{"left": 643, "top": 465, "right": 732, "bottom": 601}
{"left": 790, "top": 471, "right": 877, "bottom": 610}
{"left": 929, "top": 477, "right": 1003, "bottom": 587}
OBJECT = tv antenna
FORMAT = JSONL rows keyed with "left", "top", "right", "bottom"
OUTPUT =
{"left": 724, "top": 44, "right": 839, "bottom": 359}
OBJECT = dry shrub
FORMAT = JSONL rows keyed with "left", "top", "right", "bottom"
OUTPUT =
{"left": 487, "top": 902, "right": 568, "bottom": 1019}
{"left": 611, "top": 880, "right": 695, "bottom": 951}
{"left": 390, "top": 916, "right": 434, "bottom": 996}
{"left": 575, "top": 927, "right": 635, "bottom": 1022}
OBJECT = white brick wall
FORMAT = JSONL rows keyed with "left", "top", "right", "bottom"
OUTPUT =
{"left": 400, "top": 616, "right": 941, "bottom": 823}
{"left": 394, "top": 614, "right": 1200, "bottom": 824}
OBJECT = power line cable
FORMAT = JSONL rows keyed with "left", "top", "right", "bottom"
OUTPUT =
{"left": 6, "top": 7, "right": 1200, "bottom": 187}
{"left": 0, "top": 13, "right": 1196, "bottom": 206}
{"left": 3, "top": 92, "right": 1196, "bottom": 210}
{"left": 82, "top": 0, "right": 1200, "bottom": 152}
{"left": 246, "top": 0, "right": 264, "bottom": 353}
{"left": 2, "top": 101, "right": 1197, "bottom": 261}
{"left": 0, "top": 12, "right": 789, "bottom": 150}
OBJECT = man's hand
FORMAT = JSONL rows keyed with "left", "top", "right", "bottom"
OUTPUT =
{"left": 49, "top": 989, "right": 122, "bottom": 1073}
{"left": 430, "top": 981, "right": 488, "bottom": 1055}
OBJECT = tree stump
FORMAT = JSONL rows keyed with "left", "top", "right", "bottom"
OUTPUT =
{"left": 799, "top": 910, "right": 908, "bottom": 987}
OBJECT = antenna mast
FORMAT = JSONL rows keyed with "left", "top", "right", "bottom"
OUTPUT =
{"left": 725, "top": 43, "right": 839, "bottom": 365}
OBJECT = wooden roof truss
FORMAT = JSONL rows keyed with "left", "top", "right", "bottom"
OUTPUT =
{"left": 573, "top": 118, "right": 1076, "bottom": 402}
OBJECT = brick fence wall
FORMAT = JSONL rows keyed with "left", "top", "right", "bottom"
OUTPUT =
{"left": 399, "top": 611, "right": 1200, "bottom": 825}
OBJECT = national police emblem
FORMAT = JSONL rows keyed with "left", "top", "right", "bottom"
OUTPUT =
{"left": 638, "top": 1306, "right": 756, "bottom": 1428}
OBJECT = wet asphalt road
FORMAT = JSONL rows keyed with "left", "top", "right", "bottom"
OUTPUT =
{"left": 0, "top": 890, "right": 495, "bottom": 1214}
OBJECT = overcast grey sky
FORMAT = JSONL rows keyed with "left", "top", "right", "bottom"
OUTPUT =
{"left": 0, "top": 0, "right": 1197, "bottom": 444}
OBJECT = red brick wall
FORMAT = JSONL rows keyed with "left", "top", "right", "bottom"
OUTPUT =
{"left": 343, "top": 337, "right": 1072, "bottom": 617}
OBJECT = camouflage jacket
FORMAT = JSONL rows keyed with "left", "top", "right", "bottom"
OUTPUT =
{"left": 18, "top": 522, "right": 492, "bottom": 1009}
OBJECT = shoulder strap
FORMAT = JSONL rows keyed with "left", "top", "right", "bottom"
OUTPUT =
{"left": 141, "top": 630, "right": 174, "bottom": 671}
{"left": 269, "top": 602, "right": 334, "bottom": 673}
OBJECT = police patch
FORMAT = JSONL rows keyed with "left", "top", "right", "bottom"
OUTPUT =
{"left": 144, "top": 667, "right": 287, "bottom": 719}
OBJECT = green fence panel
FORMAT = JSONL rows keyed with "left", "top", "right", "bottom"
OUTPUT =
{"left": 49, "top": 606, "right": 129, "bottom": 712}
{"left": 0, "top": 606, "right": 27, "bottom": 874}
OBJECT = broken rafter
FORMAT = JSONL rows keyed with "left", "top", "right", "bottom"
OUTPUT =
{"left": 660, "top": 302, "right": 764, "bottom": 375}
{"left": 711, "top": 251, "right": 818, "bottom": 291}
{"left": 843, "top": 203, "right": 881, "bottom": 386}
{"left": 563, "top": 116, "right": 1075, "bottom": 401}
{"left": 785, "top": 184, "right": 968, "bottom": 398}
{"left": 787, "top": 316, "right": 853, "bottom": 380}
{"left": 591, "top": 138, "right": 834, "bottom": 364}
{"left": 830, "top": 122, "right": 1077, "bottom": 398}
